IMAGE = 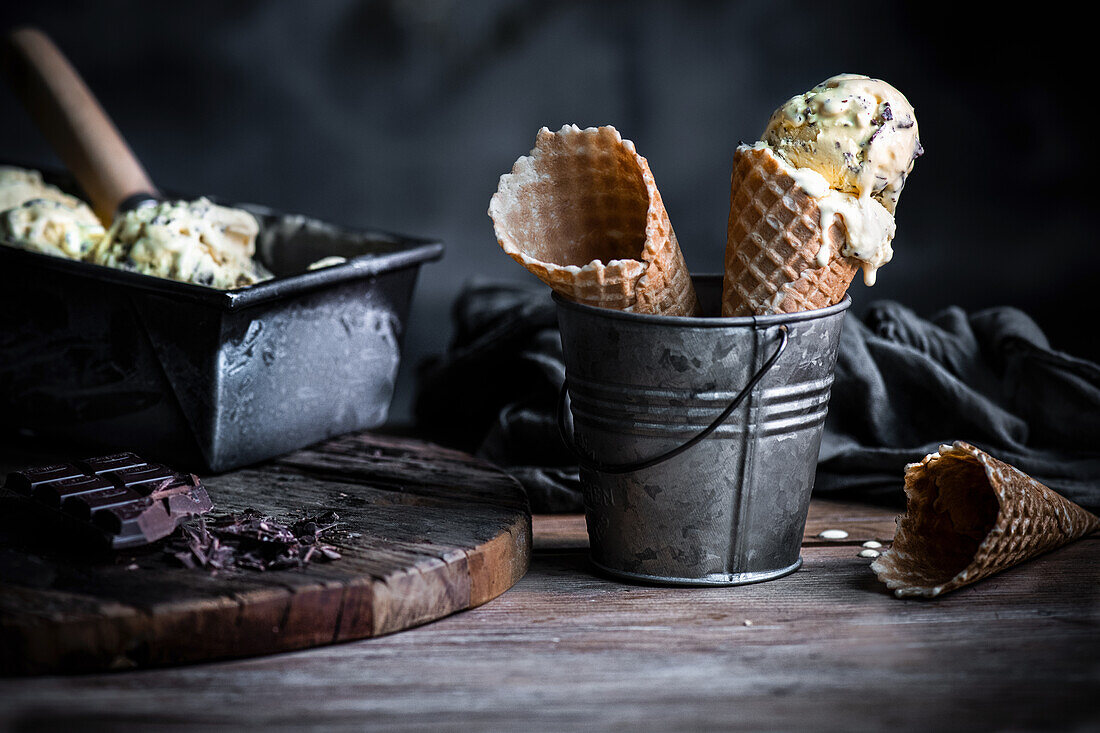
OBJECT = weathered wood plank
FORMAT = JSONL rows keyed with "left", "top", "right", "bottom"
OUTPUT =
{"left": 532, "top": 498, "right": 904, "bottom": 551}
{"left": 801, "top": 497, "right": 901, "bottom": 544}
{"left": 0, "top": 540, "right": 1095, "bottom": 731}
{"left": 3, "top": 432, "right": 1096, "bottom": 728}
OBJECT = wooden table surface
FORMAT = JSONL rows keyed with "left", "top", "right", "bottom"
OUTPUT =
{"left": 1, "top": 496, "right": 1097, "bottom": 732}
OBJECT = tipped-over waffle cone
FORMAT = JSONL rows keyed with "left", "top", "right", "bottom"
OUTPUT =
{"left": 872, "top": 441, "right": 1100, "bottom": 598}
{"left": 722, "top": 145, "right": 860, "bottom": 317}
{"left": 489, "top": 125, "right": 698, "bottom": 316}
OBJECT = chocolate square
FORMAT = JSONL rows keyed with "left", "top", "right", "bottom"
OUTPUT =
{"left": 4, "top": 463, "right": 84, "bottom": 495}
{"left": 106, "top": 464, "right": 179, "bottom": 494}
{"left": 62, "top": 485, "right": 145, "bottom": 519}
{"left": 77, "top": 452, "right": 148, "bottom": 475}
{"left": 32, "top": 474, "right": 114, "bottom": 507}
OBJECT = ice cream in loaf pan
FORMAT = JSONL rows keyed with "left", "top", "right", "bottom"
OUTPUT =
{"left": 0, "top": 165, "right": 272, "bottom": 289}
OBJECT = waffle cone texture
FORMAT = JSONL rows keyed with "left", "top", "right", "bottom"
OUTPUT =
{"left": 722, "top": 145, "right": 861, "bottom": 317}
{"left": 489, "top": 125, "right": 699, "bottom": 316}
{"left": 872, "top": 441, "right": 1100, "bottom": 598}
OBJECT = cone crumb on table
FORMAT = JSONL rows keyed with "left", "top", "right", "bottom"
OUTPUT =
{"left": 489, "top": 124, "right": 699, "bottom": 316}
{"left": 722, "top": 74, "right": 923, "bottom": 317}
{"left": 872, "top": 441, "right": 1100, "bottom": 598}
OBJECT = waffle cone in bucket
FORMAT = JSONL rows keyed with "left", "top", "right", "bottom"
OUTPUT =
{"left": 721, "top": 144, "right": 861, "bottom": 317}
{"left": 872, "top": 441, "right": 1100, "bottom": 598}
{"left": 489, "top": 125, "right": 699, "bottom": 316}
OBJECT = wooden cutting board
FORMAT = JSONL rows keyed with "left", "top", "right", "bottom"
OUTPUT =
{"left": 0, "top": 432, "right": 531, "bottom": 675}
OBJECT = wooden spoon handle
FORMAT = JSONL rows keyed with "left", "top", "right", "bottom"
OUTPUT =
{"left": 1, "top": 27, "right": 158, "bottom": 222}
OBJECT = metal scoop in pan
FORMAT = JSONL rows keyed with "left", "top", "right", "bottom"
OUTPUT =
{"left": 1, "top": 27, "right": 267, "bottom": 285}
{"left": 3, "top": 27, "right": 167, "bottom": 222}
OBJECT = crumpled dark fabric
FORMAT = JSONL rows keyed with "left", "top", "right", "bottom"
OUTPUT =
{"left": 413, "top": 281, "right": 581, "bottom": 513}
{"left": 816, "top": 301, "right": 1100, "bottom": 510}
{"left": 414, "top": 282, "right": 1100, "bottom": 512}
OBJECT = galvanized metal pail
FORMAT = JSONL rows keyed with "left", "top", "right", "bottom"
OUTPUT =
{"left": 555, "top": 274, "right": 850, "bottom": 586}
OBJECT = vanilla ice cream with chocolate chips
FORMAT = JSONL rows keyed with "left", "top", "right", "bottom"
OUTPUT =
{"left": 757, "top": 74, "right": 922, "bottom": 284}
{"left": 89, "top": 197, "right": 272, "bottom": 289}
{"left": 1, "top": 165, "right": 275, "bottom": 289}
{"left": 0, "top": 166, "right": 106, "bottom": 259}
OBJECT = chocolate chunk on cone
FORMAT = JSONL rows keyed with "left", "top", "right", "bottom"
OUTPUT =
{"left": 489, "top": 124, "right": 699, "bottom": 316}
{"left": 872, "top": 441, "right": 1100, "bottom": 598}
{"left": 722, "top": 144, "right": 860, "bottom": 316}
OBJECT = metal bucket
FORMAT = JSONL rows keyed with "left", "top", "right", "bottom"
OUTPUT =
{"left": 555, "top": 274, "right": 850, "bottom": 586}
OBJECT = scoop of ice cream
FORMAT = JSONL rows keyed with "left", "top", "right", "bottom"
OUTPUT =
{"left": 1, "top": 198, "right": 106, "bottom": 259}
{"left": 0, "top": 165, "right": 96, "bottom": 213}
{"left": 762, "top": 74, "right": 921, "bottom": 214}
{"left": 0, "top": 166, "right": 107, "bottom": 259}
{"left": 754, "top": 74, "right": 922, "bottom": 286}
{"left": 89, "top": 198, "right": 272, "bottom": 289}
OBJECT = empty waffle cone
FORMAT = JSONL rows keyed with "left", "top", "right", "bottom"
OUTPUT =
{"left": 489, "top": 125, "right": 699, "bottom": 316}
{"left": 872, "top": 441, "right": 1100, "bottom": 598}
{"left": 722, "top": 144, "right": 860, "bottom": 317}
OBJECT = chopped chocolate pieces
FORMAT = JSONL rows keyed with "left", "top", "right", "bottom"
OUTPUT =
{"left": 3, "top": 454, "right": 213, "bottom": 549}
{"left": 167, "top": 510, "right": 343, "bottom": 572}
{"left": 171, "top": 520, "right": 236, "bottom": 570}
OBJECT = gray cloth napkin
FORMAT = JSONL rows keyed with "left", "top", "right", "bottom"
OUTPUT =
{"left": 414, "top": 282, "right": 1100, "bottom": 512}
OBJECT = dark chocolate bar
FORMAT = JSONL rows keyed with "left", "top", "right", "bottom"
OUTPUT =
{"left": 3, "top": 453, "right": 213, "bottom": 549}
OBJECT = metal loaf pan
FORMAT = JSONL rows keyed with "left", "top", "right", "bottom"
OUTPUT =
{"left": 0, "top": 167, "right": 443, "bottom": 472}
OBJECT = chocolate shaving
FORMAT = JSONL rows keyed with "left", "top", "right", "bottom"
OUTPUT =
{"left": 166, "top": 509, "right": 343, "bottom": 572}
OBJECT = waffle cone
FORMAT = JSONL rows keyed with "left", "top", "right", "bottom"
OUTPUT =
{"left": 721, "top": 145, "right": 861, "bottom": 317}
{"left": 489, "top": 125, "right": 698, "bottom": 316}
{"left": 872, "top": 441, "right": 1100, "bottom": 598}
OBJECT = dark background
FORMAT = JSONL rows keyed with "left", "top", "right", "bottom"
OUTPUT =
{"left": 1, "top": 1, "right": 1094, "bottom": 421}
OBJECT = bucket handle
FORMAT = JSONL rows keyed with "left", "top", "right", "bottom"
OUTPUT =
{"left": 556, "top": 324, "right": 789, "bottom": 475}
